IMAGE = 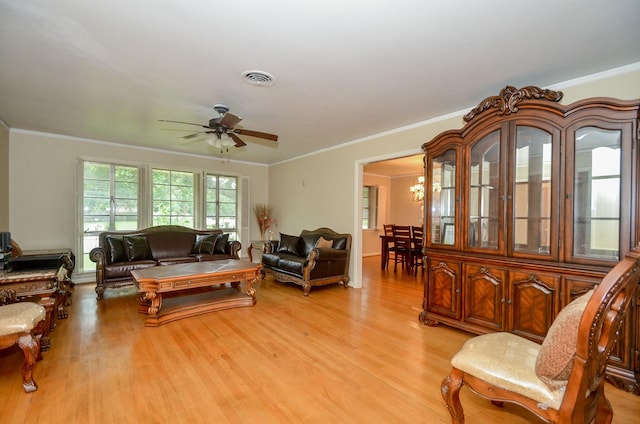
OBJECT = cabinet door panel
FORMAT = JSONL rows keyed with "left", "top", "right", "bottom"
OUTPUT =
{"left": 512, "top": 126, "right": 554, "bottom": 256}
{"left": 426, "top": 259, "right": 461, "bottom": 319}
{"left": 570, "top": 126, "right": 623, "bottom": 262}
{"left": 468, "top": 129, "right": 502, "bottom": 251}
{"left": 464, "top": 264, "right": 506, "bottom": 331}
{"left": 508, "top": 271, "right": 560, "bottom": 342}
{"left": 429, "top": 149, "right": 458, "bottom": 246}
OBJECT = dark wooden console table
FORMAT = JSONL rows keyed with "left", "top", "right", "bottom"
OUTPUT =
{"left": 9, "top": 248, "right": 75, "bottom": 318}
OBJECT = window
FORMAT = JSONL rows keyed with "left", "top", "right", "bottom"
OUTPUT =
{"left": 79, "top": 160, "right": 240, "bottom": 272}
{"left": 362, "top": 185, "right": 378, "bottom": 229}
{"left": 152, "top": 169, "right": 195, "bottom": 227}
{"left": 205, "top": 174, "right": 238, "bottom": 239}
{"left": 82, "top": 161, "right": 140, "bottom": 271}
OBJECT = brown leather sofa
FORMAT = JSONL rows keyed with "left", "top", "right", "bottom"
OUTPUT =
{"left": 261, "top": 227, "right": 351, "bottom": 296}
{"left": 89, "top": 225, "right": 240, "bottom": 300}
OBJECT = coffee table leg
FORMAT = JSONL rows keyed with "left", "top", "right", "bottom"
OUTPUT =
{"left": 144, "top": 292, "right": 162, "bottom": 318}
{"left": 245, "top": 276, "right": 259, "bottom": 302}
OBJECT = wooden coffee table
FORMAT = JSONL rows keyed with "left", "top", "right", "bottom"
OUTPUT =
{"left": 131, "top": 259, "right": 261, "bottom": 327}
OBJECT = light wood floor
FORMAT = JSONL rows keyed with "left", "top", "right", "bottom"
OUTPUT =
{"left": 1, "top": 256, "right": 639, "bottom": 423}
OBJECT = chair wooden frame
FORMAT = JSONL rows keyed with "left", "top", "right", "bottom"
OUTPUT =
{"left": 383, "top": 224, "right": 396, "bottom": 269}
{"left": 441, "top": 248, "right": 640, "bottom": 424}
{"left": 411, "top": 225, "right": 424, "bottom": 274}
{"left": 391, "top": 225, "right": 413, "bottom": 272}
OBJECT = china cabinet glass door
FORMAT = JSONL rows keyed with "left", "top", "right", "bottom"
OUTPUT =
{"left": 572, "top": 127, "right": 621, "bottom": 261}
{"left": 512, "top": 126, "right": 553, "bottom": 256}
{"left": 468, "top": 130, "right": 501, "bottom": 250}
{"left": 430, "top": 149, "right": 456, "bottom": 245}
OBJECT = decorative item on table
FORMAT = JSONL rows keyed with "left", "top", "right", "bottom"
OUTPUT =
{"left": 253, "top": 204, "right": 277, "bottom": 240}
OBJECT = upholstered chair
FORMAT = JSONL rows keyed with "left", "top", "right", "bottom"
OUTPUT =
{"left": 0, "top": 302, "right": 47, "bottom": 392}
{"left": 441, "top": 249, "right": 640, "bottom": 424}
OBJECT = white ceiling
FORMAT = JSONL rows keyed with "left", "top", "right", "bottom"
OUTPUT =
{"left": 1, "top": 1, "right": 639, "bottom": 166}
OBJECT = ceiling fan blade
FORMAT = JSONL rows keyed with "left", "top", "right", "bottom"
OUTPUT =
{"left": 233, "top": 128, "right": 278, "bottom": 141}
{"left": 219, "top": 112, "right": 242, "bottom": 128}
{"left": 179, "top": 132, "right": 204, "bottom": 140}
{"left": 159, "top": 119, "right": 211, "bottom": 129}
{"left": 229, "top": 133, "right": 247, "bottom": 147}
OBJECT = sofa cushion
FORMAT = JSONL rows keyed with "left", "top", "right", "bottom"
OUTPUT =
{"left": 214, "top": 233, "right": 229, "bottom": 254}
{"left": 535, "top": 289, "right": 594, "bottom": 390}
{"left": 297, "top": 233, "right": 322, "bottom": 257}
{"left": 315, "top": 236, "right": 333, "bottom": 248}
{"left": 278, "top": 233, "right": 300, "bottom": 255}
{"left": 276, "top": 254, "right": 307, "bottom": 275}
{"left": 146, "top": 231, "right": 195, "bottom": 260}
{"left": 332, "top": 237, "right": 348, "bottom": 250}
{"left": 124, "top": 236, "right": 152, "bottom": 261}
{"left": 157, "top": 257, "right": 198, "bottom": 266}
{"left": 192, "top": 234, "right": 218, "bottom": 254}
{"left": 106, "top": 236, "right": 126, "bottom": 263}
{"left": 261, "top": 252, "right": 281, "bottom": 268}
{"left": 105, "top": 260, "right": 156, "bottom": 278}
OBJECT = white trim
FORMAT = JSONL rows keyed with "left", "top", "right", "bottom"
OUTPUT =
{"left": 547, "top": 62, "right": 640, "bottom": 90}
{"left": 10, "top": 128, "right": 269, "bottom": 168}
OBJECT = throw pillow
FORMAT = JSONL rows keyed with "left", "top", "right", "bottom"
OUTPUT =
{"left": 105, "top": 236, "right": 126, "bottom": 263}
{"left": 213, "top": 233, "right": 229, "bottom": 254}
{"left": 277, "top": 233, "right": 300, "bottom": 255}
{"left": 535, "top": 289, "right": 594, "bottom": 390}
{"left": 192, "top": 234, "right": 218, "bottom": 254}
{"left": 315, "top": 236, "right": 333, "bottom": 248}
{"left": 124, "top": 236, "right": 151, "bottom": 261}
{"left": 10, "top": 239, "right": 23, "bottom": 256}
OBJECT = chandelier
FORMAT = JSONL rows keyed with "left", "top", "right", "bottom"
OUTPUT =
{"left": 410, "top": 176, "right": 425, "bottom": 202}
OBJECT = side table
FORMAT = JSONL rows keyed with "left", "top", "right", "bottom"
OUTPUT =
{"left": 9, "top": 248, "right": 75, "bottom": 317}
{"left": 0, "top": 269, "right": 61, "bottom": 351}
{"left": 247, "top": 240, "right": 271, "bottom": 263}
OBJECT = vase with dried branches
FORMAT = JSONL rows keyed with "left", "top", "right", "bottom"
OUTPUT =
{"left": 253, "top": 204, "right": 277, "bottom": 240}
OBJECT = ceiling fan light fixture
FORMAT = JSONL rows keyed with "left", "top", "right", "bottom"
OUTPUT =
{"left": 241, "top": 70, "right": 276, "bottom": 87}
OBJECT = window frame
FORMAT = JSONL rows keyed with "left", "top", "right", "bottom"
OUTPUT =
{"left": 78, "top": 159, "right": 240, "bottom": 272}
{"left": 362, "top": 185, "right": 378, "bottom": 230}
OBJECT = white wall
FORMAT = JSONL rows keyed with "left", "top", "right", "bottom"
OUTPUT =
{"left": 269, "top": 65, "right": 640, "bottom": 289}
{"left": 0, "top": 121, "right": 8, "bottom": 231}
{"left": 8, "top": 131, "right": 269, "bottom": 278}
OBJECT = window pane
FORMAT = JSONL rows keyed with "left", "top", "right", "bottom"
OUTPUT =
{"left": 82, "top": 161, "right": 139, "bottom": 272}
{"left": 205, "top": 174, "right": 237, "bottom": 231}
{"left": 152, "top": 169, "right": 195, "bottom": 225}
{"left": 362, "top": 185, "right": 377, "bottom": 230}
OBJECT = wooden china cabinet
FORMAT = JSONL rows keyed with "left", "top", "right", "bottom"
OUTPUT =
{"left": 418, "top": 86, "right": 640, "bottom": 393}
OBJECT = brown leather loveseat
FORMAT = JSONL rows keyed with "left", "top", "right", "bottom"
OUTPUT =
{"left": 90, "top": 225, "right": 240, "bottom": 300}
{"left": 261, "top": 227, "right": 351, "bottom": 296}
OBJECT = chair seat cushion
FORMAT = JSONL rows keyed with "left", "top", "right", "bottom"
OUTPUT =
{"left": 0, "top": 302, "right": 46, "bottom": 336}
{"left": 451, "top": 332, "right": 565, "bottom": 410}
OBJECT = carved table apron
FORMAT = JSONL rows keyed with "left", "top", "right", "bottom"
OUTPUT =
{"left": 131, "top": 259, "right": 261, "bottom": 327}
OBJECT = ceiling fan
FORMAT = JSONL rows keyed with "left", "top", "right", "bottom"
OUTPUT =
{"left": 160, "top": 104, "right": 278, "bottom": 152}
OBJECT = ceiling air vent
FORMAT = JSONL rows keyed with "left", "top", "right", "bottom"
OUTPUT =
{"left": 241, "top": 70, "right": 276, "bottom": 87}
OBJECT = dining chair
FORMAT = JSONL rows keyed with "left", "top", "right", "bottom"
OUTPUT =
{"left": 440, "top": 249, "right": 640, "bottom": 424}
{"left": 383, "top": 224, "right": 395, "bottom": 269}
{"left": 411, "top": 225, "right": 424, "bottom": 274}
{"left": 391, "top": 225, "right": 413, "bottom": 272}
